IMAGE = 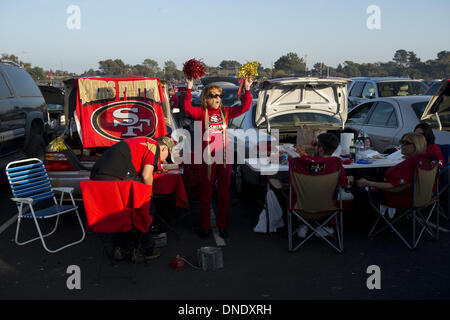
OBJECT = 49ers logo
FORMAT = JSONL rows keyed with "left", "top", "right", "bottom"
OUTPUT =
{"left": 209, "top": 114, "right": 222, "bottom": 124}
{"left": 91, "top": 100, "right": 157, "bottom": 141}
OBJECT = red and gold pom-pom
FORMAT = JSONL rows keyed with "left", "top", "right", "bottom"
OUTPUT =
{"left": 182, "top": 59, "right": 206, "bottom": 80}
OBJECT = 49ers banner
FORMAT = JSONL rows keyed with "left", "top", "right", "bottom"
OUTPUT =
{"left": 74, "top": 76, "right": 167, "bottom": 148}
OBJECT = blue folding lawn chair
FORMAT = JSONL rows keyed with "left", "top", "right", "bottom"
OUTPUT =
{"left": 5, "top": 158, "right": 85, "bottom": 253}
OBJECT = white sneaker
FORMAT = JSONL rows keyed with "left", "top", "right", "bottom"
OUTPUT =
{"left": 297, "top": 225, "right": 308, "bottom": 238}
{"left": 314, "top": 226, "right": 334, "bottom": 238}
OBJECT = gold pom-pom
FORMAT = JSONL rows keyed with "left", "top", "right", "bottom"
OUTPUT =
{"left": 238, "top": 61, "right": 259, "bottom": 78}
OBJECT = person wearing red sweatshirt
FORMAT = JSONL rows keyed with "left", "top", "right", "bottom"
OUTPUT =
{"left": 184, "top": 76, "right": 253, "bottom": 239}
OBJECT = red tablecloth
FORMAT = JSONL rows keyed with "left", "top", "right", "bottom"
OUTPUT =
{"left": 80, "top": 180, "right": 153, "bottom": 234}
{"left": 153, "top": 171, "right": 189, "bottom": 209}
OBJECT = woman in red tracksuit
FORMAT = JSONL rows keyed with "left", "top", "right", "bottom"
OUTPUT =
{"left": 184, "top": 76, "right": 253, "bottom": 239}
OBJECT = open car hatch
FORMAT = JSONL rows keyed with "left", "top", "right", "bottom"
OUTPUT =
{"left": 421, "top": 79, "right": 450, "bottom": 131}
{"left": 255, "top": 77, "right": 350, "bottom": 129}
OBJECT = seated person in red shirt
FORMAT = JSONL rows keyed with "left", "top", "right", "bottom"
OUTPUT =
{"left": 414, "top": 122, "right": 444, "bottom": 168}
{"left": 91, "top": 136, "right": 175, "bottom": 262}
{"left": 295, "top": 133, "right": 353, "bottom": 237}
{"left": 308, "top": 132, "right": 352, "bottom": 188}
{"left": 356, "top": 132, "right": 428, "bottom": 207}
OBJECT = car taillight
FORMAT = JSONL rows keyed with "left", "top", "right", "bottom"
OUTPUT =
{"left": 44, "top": 152, "right": 76, "bottom": 171}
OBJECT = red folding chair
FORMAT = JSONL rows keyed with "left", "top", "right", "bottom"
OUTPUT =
{"left": 287, "top": 156, "right": 344, "bottom": 253}
{"left": 368, "top": 153, "right": 440, "bottom": 250}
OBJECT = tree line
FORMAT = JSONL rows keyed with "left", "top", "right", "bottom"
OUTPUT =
{"left": 1, "top": 49, "right": 449, "bottom": 82}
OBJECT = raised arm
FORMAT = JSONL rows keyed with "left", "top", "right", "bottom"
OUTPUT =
{"left": 226, "top": 77, "right": 253, "bottom": 119}
{"left": 184, "top": 77, "right": 203, "bottom": 119}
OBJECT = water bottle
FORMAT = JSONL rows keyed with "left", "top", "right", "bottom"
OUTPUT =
{"left": 363, "top": 131, "right": 371, "bottom": 150}
{"left": 356, "top": 131, "right": 365, "bottom": 150}
{"left": 355, "top": 131, "right": 364, "bottom": 160}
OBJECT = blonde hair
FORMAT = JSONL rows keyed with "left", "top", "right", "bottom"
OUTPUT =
{"left": 401, "top": 132, "right": 427, "bottom": 156}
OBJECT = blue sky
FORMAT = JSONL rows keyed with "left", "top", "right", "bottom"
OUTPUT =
{"left": 1, "top": 0, "right": 449, "bottom": 74}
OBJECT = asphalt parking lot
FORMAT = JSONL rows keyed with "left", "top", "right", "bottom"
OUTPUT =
{"left": 1, "top": 177, "right": 450, "bottom": 304}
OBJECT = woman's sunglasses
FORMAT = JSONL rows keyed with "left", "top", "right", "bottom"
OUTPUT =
{"left": 207, "top": 93, "right": 223, "bottom": 99}
{"left": 400, "top": 140, "right": 413, "bottom": 146}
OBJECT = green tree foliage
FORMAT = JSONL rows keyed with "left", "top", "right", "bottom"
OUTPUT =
{"left": 219, "top": 60, "right": 242, "bottom": 76}
{"left": 274, "top": 52, "right": 306, "bottom": 75}
{"left": 143, "top": 59, "right": 160, "bottom": 73}
{"left": 3, "top": 49, "right": 448, "bottom": 82}
{"left": 98, "top": 59, "right": 129, "bottom": 75}
{"left": 342, "top": 61, "right": 361, "bottom": 77}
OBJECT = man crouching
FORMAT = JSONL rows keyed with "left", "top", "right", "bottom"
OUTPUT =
{"left": 90, "top": 136, "right": 174, "bottom": 262}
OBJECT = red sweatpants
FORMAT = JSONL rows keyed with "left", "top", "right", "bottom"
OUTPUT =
{"left": 200, "top": 163, "right": 232, "bottom": 230}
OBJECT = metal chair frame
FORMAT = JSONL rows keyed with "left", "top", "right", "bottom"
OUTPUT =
{"left": 6, "top": 158, "right": 85, "bottom": 253}
{"left": 436, "top": 144, "right": 449, "bottom": 220}
{"left": 368, "top": 161, "right": 439, "bottom": 250}
{"left": 437, "top": 164, "right": 449, "bottom": 220}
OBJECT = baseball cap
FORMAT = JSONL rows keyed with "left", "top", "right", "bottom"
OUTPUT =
{"left": 156, "top": 136, "right": 176, "bottom": 161}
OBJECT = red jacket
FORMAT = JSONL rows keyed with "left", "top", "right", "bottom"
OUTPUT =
{"left": 184, "top": 88, "right": 252, "bottom": 160}
{"left": 427, "top": 144, "right": 444, "bottom": 168}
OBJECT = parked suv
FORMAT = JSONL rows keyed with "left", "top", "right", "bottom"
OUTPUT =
{"left": 347, "top": 77, "right": 428, "bottom": 110}
{"left": 0, "top": 62, "right": 48, "bottom": 169}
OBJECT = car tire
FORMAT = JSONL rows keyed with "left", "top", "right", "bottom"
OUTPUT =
{"left": 25, "top": 134, "right": 46, "bottom": 161}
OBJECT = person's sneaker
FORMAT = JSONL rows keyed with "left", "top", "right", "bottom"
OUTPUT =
{"left": 297, "top": 225, "right": 308, "bottom": 238}
{"left": 113, "top": 246, "right": 128, "bottom": 261}
{"left": 314, "top": 226, "right": 334, "bottom": 238}
{"left": 198, "top": 229, "right": 210, "bottom": 239}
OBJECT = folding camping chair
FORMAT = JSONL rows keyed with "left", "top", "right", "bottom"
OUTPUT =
{"left": 5, "top": 158, "right": 85, "bottom": 253}
{"left": 287, "top": 157, "right": 344, "bottom": 253}
{"left": 368, "top": 155, "right": 440, "bottom": 250}
{"left": 437, "top": 144, "right": 449, "bottom": 220}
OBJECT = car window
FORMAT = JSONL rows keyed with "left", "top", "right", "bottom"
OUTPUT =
{"left": 425, "top": 81, "right": 442, "bottom": 96}
{"left": 386, "top": 110, "right": 398, "bottom": 127}
{"left": 367, "top": 101, "right": 397, "bottom": 127}
{"left": 222, "top": 88, "right": 240, "bottom": 107}
{"left": 0, "top": 73, "right": 12, "bottom": 99}
{"left": 346, "top": 102, "right": 373, "bottom": 124}
{"left": 377, "top": 81, "right": 427, "bottom": 97}
{"left": 4, "top": 66, "right": 42, "bottom": 97}
{"left": 229, "top": 112, "right": 246, "bottom": 129}
{"left": 411, "top": 101, "right": 441, "bottom": 129}
{"left": 349, "top": 82, "right": 365, "bottom": 97}
{"left": 361, "top": 82, "right": 375, "bottom": 99}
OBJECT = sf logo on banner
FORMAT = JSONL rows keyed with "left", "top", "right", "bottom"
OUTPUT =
{"left": 92, "top": 101, "right": 157, "bottom": 141}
